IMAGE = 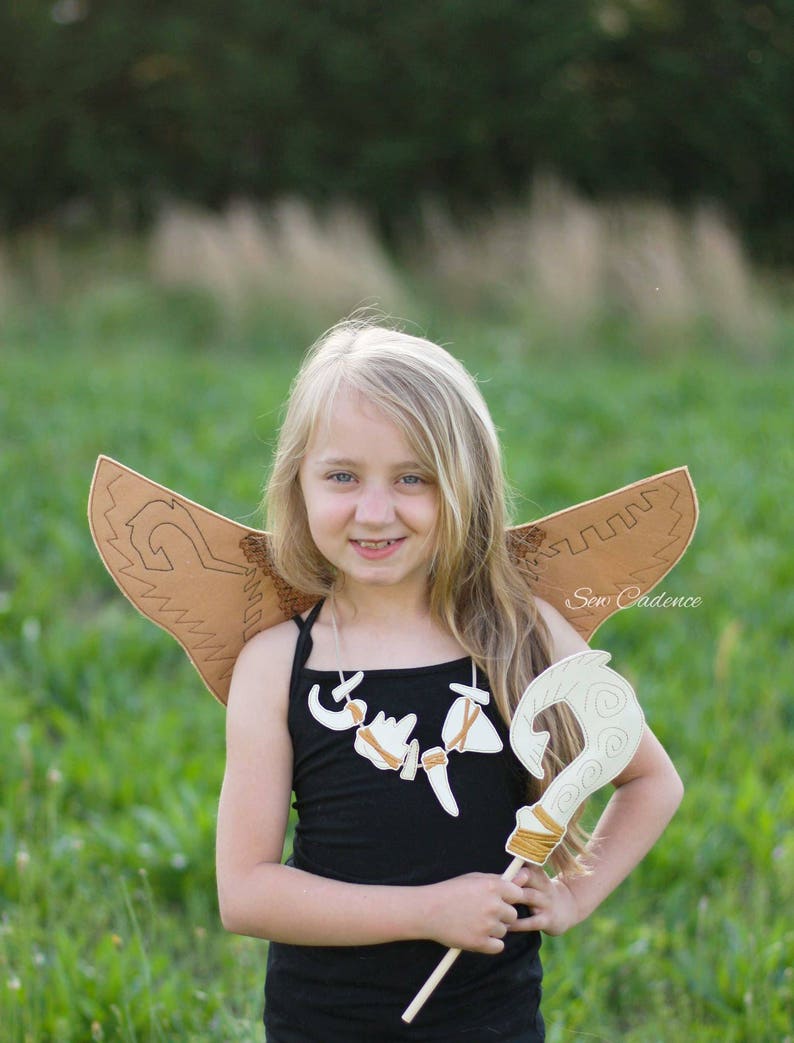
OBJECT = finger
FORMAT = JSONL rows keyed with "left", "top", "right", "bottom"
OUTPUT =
{"left": 516, "top": 880, "right": 553, "bottom": 908}
{"left": 521, "top": 865, "right": 550, "bottom": 886}
{"left": 509, "top": 909, "right": 547, "bottom": 933}
{"left": 527, "top": 867, "right": 552, "bottom": 889}
{"left": 500, "top": 903, "right": 519, "bottom": 924}
{"left": 504, "top": 880, "right": 530, "bottom": 904}
{"left": 518, "top": 886, "right": 547, "bottom": 906}
{"left": 483, "top": 936, "right": 505, "bottom": 955}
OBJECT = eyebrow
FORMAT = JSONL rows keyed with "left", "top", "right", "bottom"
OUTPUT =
{"left": 315, "top": 456, "right": 426, "bottom": 470}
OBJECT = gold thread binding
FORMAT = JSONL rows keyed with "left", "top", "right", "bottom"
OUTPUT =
{"left": 531, "top": 804, "right": 564, "bottom": 835}
{"left": 356, "top": 727, "right": 402, "bottom": 770}
{"left": 421, "top": 750, "right": 448, "bottom": 771}
{"left": 446, "top": 700, "right": 480, "bottom": 752}
{"left": 505, "top": 806, "right": 566, "bottom": 864}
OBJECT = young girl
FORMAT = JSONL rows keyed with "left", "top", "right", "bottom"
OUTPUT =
{"left": 215, "top": 320, "right": 684, "bottom": 1041}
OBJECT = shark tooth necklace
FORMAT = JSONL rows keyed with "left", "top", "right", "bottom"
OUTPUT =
{"left": 305, "top": 595, "right": 504, "bottom": 817}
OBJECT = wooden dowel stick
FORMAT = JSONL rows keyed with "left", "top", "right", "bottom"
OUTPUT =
{"left": 401, "top": 855, "right": 525, "bottom": 1024}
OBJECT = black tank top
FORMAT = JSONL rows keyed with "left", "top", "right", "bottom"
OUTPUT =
{"left": 264, "top": 602, "right": 545, "bottom": 1042}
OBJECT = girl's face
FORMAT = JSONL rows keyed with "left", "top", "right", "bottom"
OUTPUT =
{"left": 298, "top": 390, "right": 439, "bottom": 600}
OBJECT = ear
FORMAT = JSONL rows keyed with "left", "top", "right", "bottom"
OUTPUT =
{"left": 507, "top": 466, "right": 698, "bottom": 641}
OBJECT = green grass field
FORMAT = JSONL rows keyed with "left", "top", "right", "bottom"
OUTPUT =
{"left": 1, "top": 285, "right": 792, "bottom": 1041}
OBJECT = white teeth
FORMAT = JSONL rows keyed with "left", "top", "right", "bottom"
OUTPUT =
{"left": 356, "top": 540, "right": 396, "bottom": 549}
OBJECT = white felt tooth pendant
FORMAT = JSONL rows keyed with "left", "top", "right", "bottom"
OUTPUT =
{"left": 420, "top": 696, "right": 503, "bottom": 816}
{"left": 308, "top": 684, "right": 368, "bottom": 731}
{"left": 421, "top": 747, "right": 459, "bottom": 816}
{"left": 441, "top": 696, "right": 503, "bottom": 754}
{"left": 400, "top": 739, "right": 420, "bottom": 781}
{"left": 354, "top": 711, "right": 418, "bottom": 771}
{"left": 448, "top": 681, "right": 490, "bottom": 706}
{"left": 331, "top": 671, "right": 364, "bottom": 702}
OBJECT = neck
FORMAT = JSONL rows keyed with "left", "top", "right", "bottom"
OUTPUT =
{"left": 330, "top": 581, "right": 432, "bottom": 628}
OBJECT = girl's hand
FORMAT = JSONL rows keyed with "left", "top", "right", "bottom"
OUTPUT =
{"left": 508, "top": 865, "right": 581, "bottom": 937}
{"left": 422, "top": 872, "right": 529, "bottom": 954}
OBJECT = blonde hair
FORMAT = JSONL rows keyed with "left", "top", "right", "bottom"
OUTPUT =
{"left": 266, "top": 318, "right": 587, "bottom": 871}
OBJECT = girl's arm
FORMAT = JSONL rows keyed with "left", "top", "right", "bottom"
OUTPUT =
{"left": 215, "top": 623, "right": 528, "bottom": 953}
{"left": 512, "top": 600, "right": 685, "bottom": 936}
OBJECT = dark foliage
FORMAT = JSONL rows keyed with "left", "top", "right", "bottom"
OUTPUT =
{"left": 2, "top": 0, "right": 792, "bottom": 261}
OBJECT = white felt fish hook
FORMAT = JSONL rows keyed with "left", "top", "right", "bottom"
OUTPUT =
{"left": 505, "top": 650, "right": 644, "bottom": 863}
{"left": 402, "top": 649, "right": 645, "bottom": 1024}
{"left": 307, "top": 684, "right": 368, "bottom": 731}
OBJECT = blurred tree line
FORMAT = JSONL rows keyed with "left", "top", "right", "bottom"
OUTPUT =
{"left": 2, "top": 0, "right": 792, "bottom": 263}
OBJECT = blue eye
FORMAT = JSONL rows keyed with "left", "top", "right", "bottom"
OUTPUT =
{"left": 329, "top": 472, "right": 355, "bottom": 483}
{"left": 400, "top": 475, "right": 424, "bottom": 485}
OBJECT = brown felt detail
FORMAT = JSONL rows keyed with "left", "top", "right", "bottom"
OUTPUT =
{"left": 348, "top": 702, "right": 365, "bottom": 725}
{"left": 506, "top": 807, "right": 566, "bottom": 865}
{"left": 239, "top": 533, "right": 314, "bottom": 620}
{"left": 356, "top": 728, "right": 402, "bottom": 770}
{"left": 422, "top": 750, "right": 449, "bottom": 771}
{"left": 445, "top": 700, "right": 481, "bottom": 752}
{"left": 88, "top": 456, "right": 698, "bottom": 706}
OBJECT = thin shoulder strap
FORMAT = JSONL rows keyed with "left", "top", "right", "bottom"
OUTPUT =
{"left": 288, "top": 599, "right": 325, "bottom": 700}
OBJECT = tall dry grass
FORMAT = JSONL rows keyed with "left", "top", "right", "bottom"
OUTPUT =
{"left": 416, "top": 177, "right": 769, "bottom": 338}
{"left": 149, "top": 198, "right": 409, "bottom": 319}
{"left": 0, "top": 178, "right": 775, "bottom": 348}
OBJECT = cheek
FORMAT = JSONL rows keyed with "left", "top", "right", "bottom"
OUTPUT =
{"left": 424, "top": 498, "right": 448, "bottom": 554}
{"left": 425, "top": 488, "right": 440, "bottom": 524}
{"left": 304, "top": 490, "right": 350, "bottom": 533}
{"left": 417, "top": 494, "right": 441, "bottom": 542}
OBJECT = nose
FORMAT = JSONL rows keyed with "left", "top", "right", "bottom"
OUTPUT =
{"left": 354, "top": 484, "right": 395, "bottom": 526}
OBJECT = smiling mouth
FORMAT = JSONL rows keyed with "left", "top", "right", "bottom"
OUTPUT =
{"left": 352, "top": 539, "right": 402, "bottom": 549}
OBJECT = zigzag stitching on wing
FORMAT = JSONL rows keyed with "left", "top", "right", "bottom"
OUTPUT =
{"left": 622, "top": 479, "right": 689, "bottom": 585}
{"left": 134, "top": 592, "right": 236, "bottom": 664}
{"left": 242, "top": 566, "right": 265, "bottom": 636}
{"left": 537, "top": 483, "right": 688, "bottom": 569}
{"left": 538, "top": 487, "right": 656, "bottom": 560}
{"left": 102, "top": 471, "right": 236, "bottom": 666}
{"left": 103, "top": 471, "right": 141, "bottom": 576}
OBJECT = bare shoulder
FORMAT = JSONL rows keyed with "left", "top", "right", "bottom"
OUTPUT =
{"left": 226, "top": 616, "right": 301, "bottom": 726}
{"left": 534, "top": 596, "right": 591, "bottom": 663}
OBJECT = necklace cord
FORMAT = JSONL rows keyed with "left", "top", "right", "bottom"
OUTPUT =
{"left": 329, "top": 592, "right": 348, "bottom": 693}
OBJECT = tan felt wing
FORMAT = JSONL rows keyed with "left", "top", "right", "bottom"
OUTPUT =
{"left": 89, "top": 457, "right": 697, "bottom": 705}
{"left": 88, "top": 456, "right": 315, "bottom": 704}
{"left": 507, "top": 466, "right": 698, "bottom": 641}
